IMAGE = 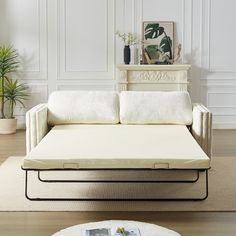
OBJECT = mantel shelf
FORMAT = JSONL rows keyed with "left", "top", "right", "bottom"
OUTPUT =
{"left": 117, "top": 64, "right": 191, "bottom": 71}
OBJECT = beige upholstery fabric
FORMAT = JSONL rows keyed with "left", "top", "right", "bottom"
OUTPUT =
{"left": 191, "top": 103, "right": 212, "bottom": 158}
{"left": 23, "top": 124, "right": 210, "bottom": 170}
{"left": 25, "top": 102, "right": 212, "bottom": 158}
{"left": 120, "top": 91, "right": 193, "bottom": 125}
{"left": 47, "top": 91, "right": 119, "bottom": 125}
{"left": 26, "top": 104, "right": 49, "bottom": 154}
{"left": 25, "top": 91, "right": 212, "bottom": 163}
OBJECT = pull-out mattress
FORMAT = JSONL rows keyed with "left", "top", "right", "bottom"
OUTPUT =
{"left": 23, "top": 125, "right": 210, "bottom": 170}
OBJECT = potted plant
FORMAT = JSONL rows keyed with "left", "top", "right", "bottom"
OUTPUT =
{"left": 116, "top": 31, "right": 141, "bottom": 64}
{"left": 0, "top": 46, "right": 28, "bottom": 134}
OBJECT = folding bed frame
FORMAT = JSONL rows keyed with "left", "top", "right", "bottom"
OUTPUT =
{"left": 22, "top": 167, "right": 209, "bottom": 201}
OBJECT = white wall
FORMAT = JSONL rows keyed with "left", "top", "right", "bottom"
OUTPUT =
{"left": 0, "top": 0, "right": 236, "bottom": 129}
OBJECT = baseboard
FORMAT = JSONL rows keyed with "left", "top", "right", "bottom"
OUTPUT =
{"left": 17, "top": 121, "right": 26, "bottom": 129}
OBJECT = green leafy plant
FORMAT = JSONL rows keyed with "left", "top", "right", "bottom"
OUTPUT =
{"left": 144, "top": 23, "right": 173, "bottom": 62}
{"left": 0, "top": 46, "right": 19, "bottom": 118}
{"left": 4, "top": 79, "right": 28, "bottom": 118}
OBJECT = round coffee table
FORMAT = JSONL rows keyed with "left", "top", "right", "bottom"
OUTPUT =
{"left": 53, "top": 220, "right": 181, "bottom": 236}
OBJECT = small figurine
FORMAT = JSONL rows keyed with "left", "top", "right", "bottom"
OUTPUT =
{"left": 172, "top": 43, "right": 182, "bottom": 64}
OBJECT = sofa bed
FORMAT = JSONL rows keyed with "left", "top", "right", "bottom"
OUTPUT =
{"left": 22, "top": 91, "right": 212, "bottom": 201}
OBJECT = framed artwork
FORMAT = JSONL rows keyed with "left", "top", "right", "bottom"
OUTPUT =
{"left": 142, "top": 21, "right": 174, "bottom": 64}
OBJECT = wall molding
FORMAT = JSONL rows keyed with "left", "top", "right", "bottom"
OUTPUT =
{"left": 182, "top": 0, "right": 193, "bottom": 64}
{"left": 133, "top": 0, "right": 192, "bottom": 66}
{"left": 64, "top": 0, "right": 109, "bottom": 73}
{"left": 57, "top": 0, "right": 115, "bottom": 80}
{"left": 201, "top": 83, "right": 236, "bottom": 87}
{"left": 19, "top": 0, "right": 48, "bottom": 80}
{"left": 202, "top": 0, "right": 236, "bottom": 73}
{"left": 213, "top": 123, "right": 236, "bottom": 129}
{"left": 199, "top": 0, "right": 236, "bottom": 128}
{"left": 207, "top": 91, "right": 236, "bottom": 107}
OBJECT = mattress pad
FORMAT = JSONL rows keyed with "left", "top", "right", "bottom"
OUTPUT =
{"left": 23, "top": 124, "right": 210, "bottom": 170}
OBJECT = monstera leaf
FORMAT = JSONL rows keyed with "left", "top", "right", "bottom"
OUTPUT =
{"left": 160, "top": 36, "right": 172, "bottom": 56}
{"left": 145, "top": 24, "right": 158, "bottom": 39}
{"left": 156, "top": 26, "right": 164, "bottom": 37}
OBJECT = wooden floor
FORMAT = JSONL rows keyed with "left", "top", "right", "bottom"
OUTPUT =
{"left": 0, "top": 129, "right": 236, "bottom": 236}
{"left": 0, "top": 130, "right": 26, "bottom": 165}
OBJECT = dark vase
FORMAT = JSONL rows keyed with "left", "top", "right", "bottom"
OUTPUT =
{"left": 124, "top": 45, "right": 130, "bottom": 64}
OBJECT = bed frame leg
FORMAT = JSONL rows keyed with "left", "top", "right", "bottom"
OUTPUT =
{"left": 202, "top": 169, "right": 208, "bottom": 200}
{"left": 24, "top": 170, "right": 30, "bottom": 200}
{"left": 25, "top": 170, "right": 42, "bottom": 201}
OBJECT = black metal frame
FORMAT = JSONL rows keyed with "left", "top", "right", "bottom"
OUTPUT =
{"left": 22, "top": 167, "right": 209, "bottom": 201}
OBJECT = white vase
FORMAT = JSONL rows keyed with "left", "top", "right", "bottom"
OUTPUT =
{"left": 0, "top": 118, "right": 17, "bottom": 134}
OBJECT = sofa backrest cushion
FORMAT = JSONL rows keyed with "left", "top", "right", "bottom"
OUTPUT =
{"left": 120, "top": 91, "right": 193, "bottom": 125}
{"left": 47, "top": 91, "right": 119, "bottom": 125}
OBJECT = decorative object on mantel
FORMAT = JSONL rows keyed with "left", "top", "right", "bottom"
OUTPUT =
{"left": 0, "top": 45, "right": 28, "bottom": 134}
{"left": 124, "top": 45, "right": 130, "bottom": 65}
{"left": 142, "top": 21, "right": 174, "bottom": 65}
{"left": 172, "top": 44, "right": 182, "bottom": 64}
{"left": 116, "top": 31, "right": 142, "bottom": 65}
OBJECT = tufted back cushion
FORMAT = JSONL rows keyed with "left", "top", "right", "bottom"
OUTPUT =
{"left": 120, "top": 91, "right": 193, "bottom": 125}
{"left": 47, "top": 91, "right": 119, "bottom": 125}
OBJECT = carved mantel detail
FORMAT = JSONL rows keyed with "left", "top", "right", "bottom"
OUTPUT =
{"left": 129, "top": 71, "right": 176, "bottom": 82}
{"left": 117, "top": 64, "right": 191, "bottom": 92}
{"left": 120, "top": 70, "right": 127, "bottom": 82}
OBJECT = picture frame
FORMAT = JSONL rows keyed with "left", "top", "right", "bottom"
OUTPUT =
{"left": 142, "top": 21, "right": 174, "bottom": 64}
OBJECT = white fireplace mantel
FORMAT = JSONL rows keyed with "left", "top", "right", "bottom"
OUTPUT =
{"left": 116, "top": 64, "right": 191, "bottom": 92}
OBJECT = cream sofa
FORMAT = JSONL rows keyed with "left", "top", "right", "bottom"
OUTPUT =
{"left": 22, "top": 91, "right": 212, "bottom": 201}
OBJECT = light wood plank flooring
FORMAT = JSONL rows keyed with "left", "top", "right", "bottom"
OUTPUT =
{"left": 0, "top": 130, "right": 25, "bottom": 165}
{"left": 0, "top": 129, "right": 236, "bottom": 236}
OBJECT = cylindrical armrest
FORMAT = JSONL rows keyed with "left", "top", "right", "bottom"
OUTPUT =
{"left": 191, "top": 103, "right": 212, "bottom": 158}
{"left": 26, "top": 103, "right": 49, "bottom": 154}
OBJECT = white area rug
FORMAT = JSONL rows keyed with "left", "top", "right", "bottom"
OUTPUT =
{"left": 0, "top": 156, "right": 235, "bottom": 211}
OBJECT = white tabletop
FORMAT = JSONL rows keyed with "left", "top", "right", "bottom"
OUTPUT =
{"left": 53, "top": 220, "right": 181, "bottom": 236}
